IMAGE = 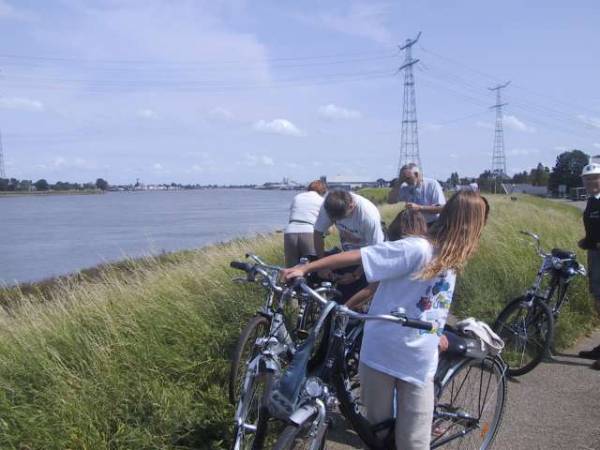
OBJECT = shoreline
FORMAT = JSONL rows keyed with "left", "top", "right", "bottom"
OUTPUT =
{"left": 0, "top": 189, "right": 103, "bottom": 197}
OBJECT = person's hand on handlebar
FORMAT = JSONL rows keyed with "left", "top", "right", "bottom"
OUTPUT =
{"left": 281, "top": 265, "right": 308, "bottom": 281}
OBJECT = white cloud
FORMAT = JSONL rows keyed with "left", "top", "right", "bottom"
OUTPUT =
{"left": 241, "top": 153, "right": 275, "bottom": 167}
{"left": 0, "top": 97, "right": 45, "bottom": 112}
{"left": 475, "top": 121, "right": 493, "bottom": 130}
{"left": 207, "top": 107, "right": 234, "bottom": 121}
{"left": 593, "top": 143, "right": 600, "bottom": 149}
{"left": 476, "top": 116, "right": 534, "bottom": 132}
{"left": 504, "top": 115, "right": 536, "bottom": 133}
{"left": 318, "top": 104, "right": 362, "bottom": 120}
{"left": 422, "top": 123, "right": 443, "bottom": 132}
{"left": 137, "top": 108, "right": 158, "bottom": 119}
{"left": 449, "top": 153, "right": 459, "bottom": 159}
{"left": 0, "top": 0, "right": 30, "bottom": 20}
{"left": 508, "top": 148, "right": 541, "bottom": 156}
{"left": 153, "top": 163, "right": 163, "bottom": 170}
{"left": 307, "top": 3, "right": 393, "bottom": 45}
{"left": 578, "top": 115, "right": 600, "bottom": 129}
{"left": 253, "top": 119, "right": 304, "bottom": 137}
{"left": 35, "top": 156, "right": 97, "bottom": 171}
{"left": 554, "top": 145, "right": 569, "bottom": 152}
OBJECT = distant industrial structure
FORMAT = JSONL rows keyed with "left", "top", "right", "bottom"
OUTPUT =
{"left": 397, "top": 32, "right": 423, "bottom": 176}
{"left": 489, "top": 81, "right": 510, "bottom": 177}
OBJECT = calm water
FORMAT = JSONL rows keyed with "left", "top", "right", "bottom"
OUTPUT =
{"left": 0, "top": 189, "right": 297, "bottom": 285}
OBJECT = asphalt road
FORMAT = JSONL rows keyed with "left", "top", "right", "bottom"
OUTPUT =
{"left": 324, "top": 331, "right": 600, "bottom": 450}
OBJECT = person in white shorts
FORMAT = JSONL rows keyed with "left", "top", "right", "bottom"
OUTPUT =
{"left": 283, "top": 180, "right": 327, "bottom": 267}
{"left": 283, "top": 190, "right": 489, "bottom": 449}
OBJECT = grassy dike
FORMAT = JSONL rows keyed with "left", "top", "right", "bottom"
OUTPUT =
{"left": 0, "top": 195, "right": 597, "bottom": 449}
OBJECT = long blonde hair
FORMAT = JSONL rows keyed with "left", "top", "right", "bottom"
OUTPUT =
{"left": 418, "top": 190, "right": 489, "bottom": 280}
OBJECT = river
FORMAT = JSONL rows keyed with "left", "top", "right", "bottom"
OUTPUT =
{"left": 0, "top": 189, "right": 297, "bottom": 285}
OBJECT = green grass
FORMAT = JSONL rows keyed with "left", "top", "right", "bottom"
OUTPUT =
{"left": 0, "top": 195, "right": 596, "bottom": 449}
{"left": 356, "top": 187, "right": 390, "bottom": 204}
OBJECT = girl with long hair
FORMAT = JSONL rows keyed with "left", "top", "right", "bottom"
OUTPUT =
{"left": 282, "top": 190, "right": 489, "bottom": 449}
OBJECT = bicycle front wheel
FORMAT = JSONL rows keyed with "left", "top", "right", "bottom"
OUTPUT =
{"left": 432, "top": 357, "right": 507, "bottom": 450}
{"left": 273, "top": 420, "right": 328, "bottom": 450}
{"left": 229, "top": 315, "right": 270, "bottom": 405}
{"left": 493, "top": 296, "right": 554, "bottom": 376}
{"left": 230, "top": 370, "right": 273, "bottom": 450}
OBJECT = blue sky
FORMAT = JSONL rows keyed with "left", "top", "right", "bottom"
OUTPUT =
{"left": 0, "top": 0, "right": 599, "bottom": 185}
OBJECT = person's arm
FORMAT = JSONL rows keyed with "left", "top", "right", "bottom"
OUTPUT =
{"left": 282, "top": 250, "right": 362, "bottom": 281}
{"left": 406, "top": 203, "right": 443, "bottom": 214}
{"left": 345, "top": 282, "right": 378, "bottom": 310}
{"left": 313, "top": 231, "right": 325, "bottom": 258}
{"left": 313, "top": 205, "right": 332, "bottom": 259}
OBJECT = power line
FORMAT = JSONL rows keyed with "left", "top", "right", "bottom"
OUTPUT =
{"left": 0, "top": 48, "right": 398, "bottom": 67}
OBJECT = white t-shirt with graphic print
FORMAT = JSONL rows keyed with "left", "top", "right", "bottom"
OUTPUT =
{"left": 314, "top": 192, "right": 383, "bottom": 251}
{"left": 359, "top": 237, "right": 456, "bottom": 386}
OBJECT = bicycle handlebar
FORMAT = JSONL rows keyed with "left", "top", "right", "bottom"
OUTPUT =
{"left": 291, "top": 276, "right": 433, "bottom": 332}
{"left": 230, "top": 259, "right": 283, "bottom": 293}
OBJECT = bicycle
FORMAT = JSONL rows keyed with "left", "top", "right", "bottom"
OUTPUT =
{"left": 336, "top": 322, "right": 507, "bottom": 449}
{"left": 492, "top": 231, "right": 586, "bottom": 377}
{"left": 228, "top": 254, "right": 291, "bottom": 406}
{"left": 267, "top": 277, "right": 507, "bottom": 450}
{"left": 228, "top": 256, "right": 340, "bottom": 450}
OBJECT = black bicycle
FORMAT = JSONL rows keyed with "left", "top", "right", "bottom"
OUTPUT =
{"left": 492, "top": 231, "right": 586, "bottom": 377}
{"left": 336, "top": 322, "right": 507, "bottom": 449}
{"left": 267, "top": 277, "right": 507, "bottom": 450}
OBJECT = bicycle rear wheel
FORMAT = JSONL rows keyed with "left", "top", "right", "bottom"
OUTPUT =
{"left": 493, "top": 296, "right": 554, "bottom": 377}
{"left": 229, "top": 315, "right": 270, "bottom": 405}
{"left": 273, "top": 420, "right": 328, "bottom": 450}
{"left": 431, "top": 357, "right": 507, "bottom": 450}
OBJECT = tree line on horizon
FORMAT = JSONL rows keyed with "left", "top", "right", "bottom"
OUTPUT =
{"left": 444, "top": 149, "right": 589, "bottom": 194}
{"left": 0, "top": 149, "right": 592, "bottom": 195}
{"left": 0, "top": 178, "right": 109, "bottom": 192}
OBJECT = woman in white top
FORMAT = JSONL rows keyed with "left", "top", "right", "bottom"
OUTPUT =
{"left": 282, "top": 190, "right": 489, "bottom": 449}
{"left": 284, "top": 180, "right": 327, "bottom": 267}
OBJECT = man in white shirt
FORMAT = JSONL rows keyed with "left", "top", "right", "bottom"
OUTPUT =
{"left": 313, "top": 190, "right": 384, "bottom": 300}
{"left": 388, "top": 163, "right": 446, "bottom": 225}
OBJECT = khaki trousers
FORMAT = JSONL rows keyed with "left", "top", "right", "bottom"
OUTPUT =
{"left": 283, "top": 232, "right": 316, "bottom": 267}
{"left": 359, "top": 363, "right": 434, "bottom": 450}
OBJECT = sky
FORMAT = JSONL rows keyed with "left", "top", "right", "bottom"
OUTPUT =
{"left": 0, "top": 0, "right": 599, "bottom": 185}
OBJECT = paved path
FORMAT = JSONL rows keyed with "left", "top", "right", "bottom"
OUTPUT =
{"left": 326, "top": 330, "right": 600, "bottom": 450}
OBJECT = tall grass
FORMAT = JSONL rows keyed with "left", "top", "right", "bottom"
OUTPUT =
{"left": 356, "top": 187, "right": 390, "bottom": 204}
{"left": 0, "top": 195, "right": 596, "bottom": 449}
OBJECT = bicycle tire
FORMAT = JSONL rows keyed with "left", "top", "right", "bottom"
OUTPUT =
{"left": 431, "top": 357, "right": 507, "bottom": 450}
{"left": 230, "top": 371, "right": 273, "bottom": 450}
{"left": 273, "top": 420, "right": 328, "bottom": 450}
{"left": 493, "top": 296, "right": 554, "bottom": 377}
{"left": 229, "top": 315, "right": 270, "bottom": 405}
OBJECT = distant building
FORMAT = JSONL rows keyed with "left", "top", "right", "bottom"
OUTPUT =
{"left": 504, "top": 183, "right": 548, "bottom": 197}
{"left": 322, "top": 175, "right": 382, "bottom": 191}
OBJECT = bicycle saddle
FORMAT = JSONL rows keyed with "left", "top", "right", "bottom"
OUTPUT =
{"left": 551, "top": 248, "right": 576, "bottom": 260}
